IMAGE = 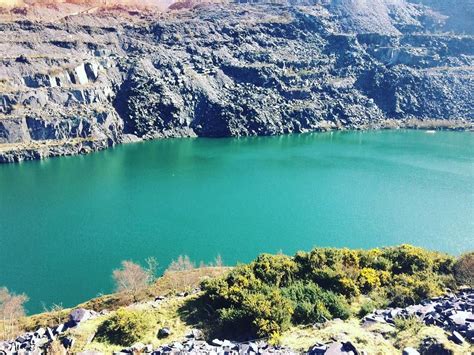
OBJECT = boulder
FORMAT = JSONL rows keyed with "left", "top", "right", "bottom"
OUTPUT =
{"left": 129, "top": 342, "right": 145, "bottom": 352}
{"left": 61, "top": 337, "right": 75, "bottom": 349}
{"left": 70, "top": 308, "right": 91, "bottom": 324}
{"left": 450, "top": 330, "right": 465, "bottom": 344}
{"left": 308, "top": 343, "right": 328, "bottom": 354}
{"left": 35, "top": 327, "right": 46, "bottom": 337}
{"left": 55, "top": 323, "right": 65, "bottom": 334}
{"left": 45, "top": 327, "right": 55, "bottom": 341}
{"left": 403, "top": 347, "right": 420, "bottom": 355}
{"left": 211, "top": 338, "right": 223, "bottom": 346}
{"left": 157, "top": 327, "right": 171, "bottom": 338}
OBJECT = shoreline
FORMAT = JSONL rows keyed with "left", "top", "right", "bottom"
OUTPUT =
{"left": 0, "top": 118, "right": 472, "bottom": 164}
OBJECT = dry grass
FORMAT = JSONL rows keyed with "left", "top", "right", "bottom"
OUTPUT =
{"left": 79, "top": 266, "right": 230, "bottom": 313}
{"left": 17, "top": 267, "right": 230, "bottom": 336}
{"left": 281, "top": 319, "right": 398, "bottom": 354}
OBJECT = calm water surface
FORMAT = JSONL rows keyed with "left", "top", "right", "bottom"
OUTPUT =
{"left": 0, "top": 130, "right": 473, "bottom": 313}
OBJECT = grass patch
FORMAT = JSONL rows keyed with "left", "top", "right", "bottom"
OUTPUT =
{"left": 280, "top": 319, "right": 397, "bottom": 354}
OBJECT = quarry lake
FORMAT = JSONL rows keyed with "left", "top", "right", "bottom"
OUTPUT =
{"left": 0, "top": 130, "right": 473, "bottom": 314}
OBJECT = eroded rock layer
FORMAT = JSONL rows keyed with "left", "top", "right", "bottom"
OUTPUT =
{"left": 0, "top": 0, "right": 473, "bottom": 162}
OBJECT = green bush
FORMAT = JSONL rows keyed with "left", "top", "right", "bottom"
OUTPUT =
{"left": 201, "top": 245, "right": 458, "bottom": 338}
{"left": 358, "top": 300, "right": 376, "bottom": 317}
{"left": 96, "top": 308, "right": 155, "bottom": 346}
{"left": 202, "top": 266, "right": 293, "bottom": 339}
{"left": 252, "top": 254, "right": 297, "bottom": 287}
{"left": 453, "top": 252, "right": 474, "bottom": 287}
{"left": 382, "top": 245, "right": 433, "bottom": 274}
{"left": 393, "top": 316, "right": 423, "bottom": 333}
{"left": 307, "top": 268, "right": 360, "bottom": 298}
{"left": 386, "top": 273, "right": 443, "bottom": 307}
{"left": 282, "top": 281, "right": 332, "bottom": 324}
{"left": 319, "top": 289, "right": 351, "bottom": 320}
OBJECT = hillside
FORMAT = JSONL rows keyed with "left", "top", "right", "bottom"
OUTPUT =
{"left": 1, "top": 245, "right": 473, "bottom": 353}
{"left": 0, "top": 0, "right": 473, "bottom": 162}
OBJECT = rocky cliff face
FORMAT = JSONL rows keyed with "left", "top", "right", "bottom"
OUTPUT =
{"left": 0, "top": 0, "right": 473, "bottom": 162}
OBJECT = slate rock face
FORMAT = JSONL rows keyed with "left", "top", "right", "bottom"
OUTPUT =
{"left": 0, "top": 0, "right": 473, "bottom": 163}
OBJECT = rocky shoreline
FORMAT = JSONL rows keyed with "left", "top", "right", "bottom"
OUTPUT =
{"left": 1, "top": 0, "right": 473, "bottom": 164}
{"left": 0, "top": 120, "right": 471, "bottom": 164}
{"left": 1, "top": 289, "right": 472, "bottom": 354}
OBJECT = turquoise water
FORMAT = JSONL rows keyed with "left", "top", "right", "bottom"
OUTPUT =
{"left": 0, "top": 130, "right": 473, "bottom": 314}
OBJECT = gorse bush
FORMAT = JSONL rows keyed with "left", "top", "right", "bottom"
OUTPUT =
{"left": 96, "top": 308, "right": 155, "bottom": 346}
{"left": 203, "top": 264, "right": 293, "bottom": 339}
{"left": 282, "top": 281, "right": 350, "bottom": 324}
{"left": 201, "top": 245, "right": 460, "bottom": 339}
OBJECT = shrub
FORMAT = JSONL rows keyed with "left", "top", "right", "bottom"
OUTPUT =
{"left": 382, "top": 245, "right": 433, "bottom": 275}
{"left": 358, "top": 268, "right": 381, "bottom": 292}
{"left": 282, "top": 281, "right": 350, "bottom": 324}
{"left": 212, "top": 285, "right": 293, "bottom": 338}
{"left": 242, "top": 288, "right": 293, "bottom": 338}
{"left": 393, "top": 316, "right": 423, "bottom": 333}
{"left": 201, "top": 245, "right": 457, "bottom": 338}
{"left": 453, "top": 252, "right": 474, "bottom": 287}
{"left": 319, "top": 290, "right": 351, "bottom": 320}
{"left": 432, "top": 255, "right": 455, "bottom": 274}
{"left": 282, "top": 281, "right": 331, "bottom": 324}
{"left": 294, "top": 248, "right": 360, "bottom": 275}
{"left": 386, "top": 274, "right": 443, "bottom": 307}
{"left": 202, "top": 266, "right": 293, "bottom": 338}
{"left": 252, "top": 254, "right": 297, "bottom": 287}
{"left": 309, "top": 268, "right": 360, "bottom": 298}
{"left": 96, "top": 308, "right": 155, "bottom": 346}
{"left": 358, "top": 300, "right": 376, "bottom": 317}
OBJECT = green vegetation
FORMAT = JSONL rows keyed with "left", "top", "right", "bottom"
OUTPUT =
{"left": 453, "top": 252, "right": 474, "bottom": 287}
{"left": 3, "top": 245, "right": 472, "bottom": 353}
{"left": 96, "top": 308, "right": 155, "bottom": 346}
{"left": 201, "top": 245, "right": 457, "bottom": 340}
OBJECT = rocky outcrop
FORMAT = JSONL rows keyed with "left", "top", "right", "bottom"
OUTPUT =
{"left": 0, "top": 308, "right": 101, "bottom": 353}
{"left": 1, "top": 290, "right": 472, "bottom": 354}
{"left": 363, "top": 289, "right": 474, "bottom": 344}
{"left": 0, "top": 0, "right": 473, "bottom": 162}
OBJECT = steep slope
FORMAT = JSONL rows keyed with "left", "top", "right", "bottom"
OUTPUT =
{"left": 0, "top": 1, "right": 473, "bottom": 162}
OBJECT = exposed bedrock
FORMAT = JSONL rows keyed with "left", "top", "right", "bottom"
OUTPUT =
{"left": 0, "top": 0, "right": 473, "bottom": 162}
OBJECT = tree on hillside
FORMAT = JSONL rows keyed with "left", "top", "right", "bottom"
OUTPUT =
{"left": 214, "top": 254, "right": 224, "bottom": 267}
{"left": 165, "top": 255, "right": 195, "bottom": 273}
{"left": 113, "top": 258, "right": 158, "bottom": 301}
{"left": 0, "top": 287, "right": 28, "bottom": 340}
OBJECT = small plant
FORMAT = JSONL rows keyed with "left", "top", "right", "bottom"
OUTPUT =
{"left": 357, "top": 300, "right": 376, "bottom": 317}
{"left": 394, "top": 316, "right": 423, "bottom": 334}
{"left": 96, "top": 308, "right": 155, "bottom": 346}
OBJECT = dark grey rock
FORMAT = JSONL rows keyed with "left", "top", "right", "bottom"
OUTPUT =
{"left": 157, "top": 327, "right": 172, "bottom": 338}
{"left": 1, "top": 2, "right": 473, "bottom": 164}
{"left": 61, "top": 337, "right": 75, "bottom": 349}
{"left": 451, "top": 330, "right": 465, "bottom": 344}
